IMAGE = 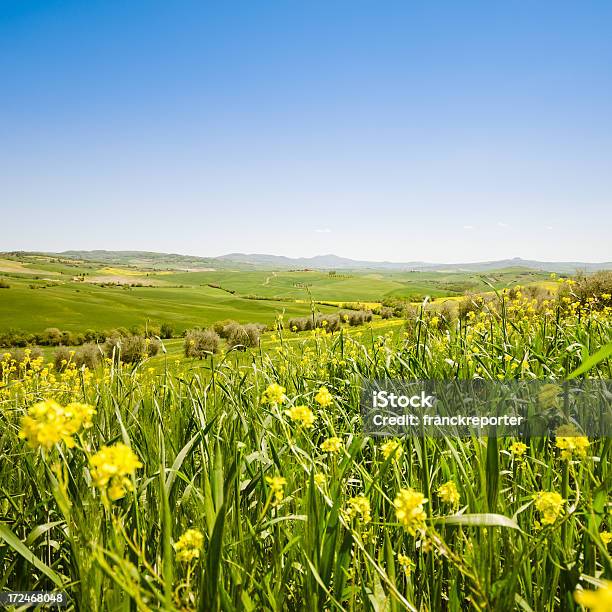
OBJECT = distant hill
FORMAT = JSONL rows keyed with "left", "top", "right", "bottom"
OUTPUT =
{"left": 25, "top": 250, "right": 612, "bottom": 273}
{"left": 217, "top": 253, "right": 612, "bottom": 273}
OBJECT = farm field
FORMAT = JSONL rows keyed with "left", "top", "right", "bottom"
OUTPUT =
{"left": 1, "top": 266, "right": 611, "bottom": 611}
{"left": 0, "top": 253, "right": 553, "bottom": 336}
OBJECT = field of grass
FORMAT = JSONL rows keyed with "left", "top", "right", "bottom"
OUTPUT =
{"left": 0, "top": 254, "right": 553, "bottom": 337}
{"left": 0, "top": 278, "right": 341, "bottom": 334}
{"left": 1, "top": 285, "right": 611, "bottom": 611}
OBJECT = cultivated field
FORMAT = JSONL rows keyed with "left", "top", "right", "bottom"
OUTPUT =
{"left": 1, "top": 254, "right": 611, "bottom": 611}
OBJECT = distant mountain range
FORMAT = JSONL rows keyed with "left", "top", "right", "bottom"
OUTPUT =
{"left": 47, "top": 250, "right": 612, "bottom": 274}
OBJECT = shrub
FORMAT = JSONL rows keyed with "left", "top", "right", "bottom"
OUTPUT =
{"left": 184, "top": 329, "right": 221, "bottom": 358}
{"left": 5, "top": 347, "right": 44, "bottom": 370}
{"left": 54, "top": 346, "right": 73, "bottom": 371}
{"left": 457, "top": 294, "right": 485, "bottom": 320}
{"left": 103, "top": 335, "right": 159, "bottom": 363}
{"left": 558, "top": 270, "right": 612, "bottom": 309}
{"left": 379, "top": 307, "right": 394, "bottom": 319}
{"left": 214, "top": 320, "right": 239, "bottom": 338}
{"left": 242, "top": 323, "right": 263, "bottom": 347}
{"left": 316, "top": 314, "right": 340, "bottom": 332}
{"left": 0, "top": 280, "right": 10, "bottom": 289}
{"left": 74, "top": 343, "right": 103, "bottom": 369}
{"left": 42, "top": 328, "right": 62, "bottom": 346}
{"left": 0, "top": 329, "right": 32, "bottom": 348}
{"left": 160, "top": 323, "right": 174, "bottom": 339}
{"left": 340, "top": 310, "right": 373, "bottom": 326}
{"left": 224, "top": 323, "right": 250, "bottom": 350}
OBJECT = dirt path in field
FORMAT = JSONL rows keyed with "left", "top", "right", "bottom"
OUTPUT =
{"left": 263, "top": 272, "right": 276, "bottom": 286}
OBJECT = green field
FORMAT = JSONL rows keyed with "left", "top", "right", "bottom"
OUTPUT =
{"left": 0, "top": 254, "right": 552, "bottom": 335}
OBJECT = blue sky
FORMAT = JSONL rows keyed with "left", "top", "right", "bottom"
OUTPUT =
{"left": 1, "top": 1, "right": 611, "bottom": 262}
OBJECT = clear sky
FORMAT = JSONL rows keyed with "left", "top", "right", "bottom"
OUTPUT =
{"left": 1, "top": 1, "right": 611, "bottom": 263}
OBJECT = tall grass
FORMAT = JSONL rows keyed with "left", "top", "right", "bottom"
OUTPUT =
{"left": 1, "top": 288, "right": 611, "bottom": 611}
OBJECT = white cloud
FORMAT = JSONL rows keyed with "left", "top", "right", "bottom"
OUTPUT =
{"left": 545, "top": 226, "right": 553, "bottom": 231}
{"left": 497, "top": 222, "right": 509, "bottom": 228}
{"left": 463, "top": 225, "right": 474, "bottom": 230}
{"left": 315, "top": 228, "right": 332, "bottom": 233}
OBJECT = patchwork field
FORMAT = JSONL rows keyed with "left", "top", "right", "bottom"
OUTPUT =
{"left": 1, "top": 252, "right": 611, "bottom": 611}
{"left": 0, "top": 254, "right": 552, "bottom": 335}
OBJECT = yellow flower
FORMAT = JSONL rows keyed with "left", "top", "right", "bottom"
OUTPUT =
{"left": 314, "top": 386, "right": 333, "bottom": 407}
{"left": 344, "top": 496, "right": 371, "bottom": 524}
{"left": 532, "top": 491, "right": 565, "bottom": 525}
{"left": 381, "top": 439, "right": 403, "bottom": 461}
{"left": 265, "top": 475, "right": 287, "bottom": 505}
{"left": 320, "top": 437, "right": 343, "bottom": 453}
{"left": 174, "top": 528, "right": 204, "bottom": 563}
{"left": 510, "top": 441, "right": 527, "bottom": 457}
{"left": 394, "top": 488, "right": 428, "bottom": 535}
{"left": 284, "top": 405, "right": 316, "bottom": 428}
{"left": 261, "top": 383, "right": 286, "bottom": 405}
{"left": 397, "top": 553, "right": 415, "bottom": 576}
{"left": 90, "top": 443, "right": 142, "bottom": 501}
{"left": 19, "top": 399, "right": 96, "bottom": 449}
{"left": 555, "top": 426, "right": 589, "bottom": 460}
{"left": 574, "top": 581, "right": 612, "bottom": 612}
{"left": 63, "top": 402, "right": 96, "bottom": 433}
{"left": 437, "top": 481, "right": 460, "bottom": 508}
{"left": 601, "top": 531, "right": 612, "bottom": 546}
{"left": 313, "top": 473, "right": 326, "bottom": 486}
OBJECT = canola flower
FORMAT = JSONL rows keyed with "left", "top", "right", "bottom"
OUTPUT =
{"left": 343, "top": 496, "right": 371, "bottom": 525}
{"left": 313, "top": 472, "right": 326, "bottom": 486}
{"left": 574, "top": 581, "right": 612, "bottom": 612}
{"left": 265, "top": 475, "right": 287, "bottom": 506}
{"left": 397, "top": 553, "right": 415, "bottom": 577}
{"left": 261, "top": 383, "right": 286, "bottom": 405}
{"left": 394, "top": 488, "right": 428, "bottom": 535}
{"left": 601, "top": 531, "right": 612, "bottom": 546}
{"left": 19, "top": 399, "right": 96, "bottom": 449}
{"left": 174, "top": 528, "right": 204, "bottom": 563}
{"left": 532, "top": 491, "right": 565, "bottom": 526}
{"left": 510, "top": 441, "right": 527, "bottom": 458}
{"left": 437, "top": 481, "right": 460, "bottom": 509}
{"left": 90, "top": 443, "right": 143, "bottom": 501}
{"left": 555, "top": 425, "right": 589, "bottom": 460}
{"left": 381, "top": 439, "right": 403, "bottom": 461}
{"left": 314, "top": 386, "right": 333, "bottom": 407}
{"left": 320, "top": 437, "right": 343, "bottom": 454}
{"left": 284, "top": 404, "right": 316, "bottom": 428}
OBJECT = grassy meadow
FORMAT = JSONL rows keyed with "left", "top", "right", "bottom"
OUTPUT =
{"left": 1, "top": 254, "right": 611, "bottom": 611}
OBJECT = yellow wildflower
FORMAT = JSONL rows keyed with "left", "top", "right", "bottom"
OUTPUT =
{"left": 284, "top": 405, "right": 316, "bottom": 428}
{"left": 510, "top": 441, "right": 527, "bottom": 458}
{"left": 344, "top": 496, "right": 371, "bottom": 524}
{"left": 261, "top": 383, "right": 286, "bottom": 405}
{"left": 320, "top": 437, "right": 343, "bottom": 453}
{"left": 90, "top": 443, "right": 142, "bottom": 501}
{"left": 174, "top": 528, "right": 204, "bottom": 563}
{"left": 397, "top": 553, "right": 415, "bottom": 576}
{"left": 555, "top": 426, "right": 589, "bottom": 460}
{"left": 381, "top": 439, "right": 403, "bottom": 461}
{"left": 437, "top": 481, "right": 460, "bottom": 508}
{"left": 314, "top": 386, "right": 333, "bottom": 407}
{"left": 394, "top": 488, "right": 428, "bottom": 535}
{"left": 600, "top": 531, "right": 612, "bottom": 546}
{"left": 19, "top": 399, "right": 95, "bottom": 449}
{"left": 265, "top": 475, "right": 287, "bottom": 505}
{"left": 532, "top": 491, "right": 565, "bottom": 525}
{"left": 313, "top": 473, "right": 326, "bottom": 486}
{"left": 574, "top": 581, "right": 612, "bottom": 612}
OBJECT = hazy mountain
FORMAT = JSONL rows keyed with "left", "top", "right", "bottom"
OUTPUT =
{"left": 217, "top": 253, "right": 612, "bottom": 273}
{"left": 28, "top": 250, "right": 612, "bottom": 273}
